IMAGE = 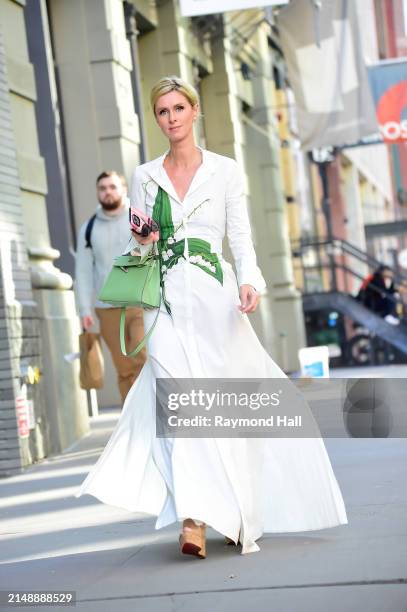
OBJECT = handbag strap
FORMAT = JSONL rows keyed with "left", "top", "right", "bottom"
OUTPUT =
{"left": 120, "top": 298, "right": 161, "bottom": 357}
{"left": 119, "top": 254, "right": 160, "bottom": 357}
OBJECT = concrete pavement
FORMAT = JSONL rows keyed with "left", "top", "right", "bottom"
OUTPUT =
{"left": 0, "top": 371, "right": 406, "bottom": 611}
{"left": 329, "top": 363, "right": 407, "bottom": 378}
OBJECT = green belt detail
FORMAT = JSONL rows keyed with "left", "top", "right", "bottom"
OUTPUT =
{"left": 158, "top": 237, "right": 223, "bottom": 316}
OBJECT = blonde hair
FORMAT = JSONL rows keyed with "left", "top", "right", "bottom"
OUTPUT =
{"left": 150, "top": 75, "right": 200, "bottom": 114}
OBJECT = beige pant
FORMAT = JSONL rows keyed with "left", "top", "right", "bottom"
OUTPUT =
{"left": 95, "top": 307, "right": 146, "bottom": 403}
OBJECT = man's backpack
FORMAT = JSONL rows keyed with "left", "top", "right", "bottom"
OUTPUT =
{"left": 85, "top": 214, "right": 97, "bottom": 249}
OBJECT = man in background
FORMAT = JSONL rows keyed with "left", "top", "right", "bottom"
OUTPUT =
{"left": 75, "top": 170, "right": 146, "bottom": 403}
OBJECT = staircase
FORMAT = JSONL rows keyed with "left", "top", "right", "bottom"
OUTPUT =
{"left": 303, "top": 290, "right": 407, "bottom": 354}
{"left": 292, "top": 236, "right": 407, "bottom": 358}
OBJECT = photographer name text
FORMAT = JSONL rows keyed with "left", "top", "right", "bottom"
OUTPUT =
{"left": 167, "top": 415, "right": 302, "bottom": 428}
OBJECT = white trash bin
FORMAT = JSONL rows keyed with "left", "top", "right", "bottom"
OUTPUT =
{"left": 298, "top": 345, "right": 330, "bottom": 378}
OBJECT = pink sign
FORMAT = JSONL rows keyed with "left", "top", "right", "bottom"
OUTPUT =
{"left": 16, "top": 391, "right": 30, "bottom": 438}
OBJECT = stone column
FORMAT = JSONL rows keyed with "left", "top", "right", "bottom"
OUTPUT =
{"left": 48, "top": 0, "right": 140, "bottom": 227}
{"left": 245, "top": 21, "right": 306, "bottom": 371}
{"left": 49, "top": 0, "right": 142, "bottom": 407}
{"left": 137, "top": 0, "right": 212, "bottom": 160}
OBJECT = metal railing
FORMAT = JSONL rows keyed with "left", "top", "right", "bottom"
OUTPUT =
{"left": 291, "top": 236, "right": 407, "bottom": 310}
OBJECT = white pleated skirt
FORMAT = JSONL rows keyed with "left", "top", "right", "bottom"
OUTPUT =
{"left": 74, "top": 258, "right": 348, "bottom": 554}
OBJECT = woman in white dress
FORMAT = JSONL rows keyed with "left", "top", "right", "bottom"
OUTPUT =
{"left": 74, "top": 76, "right": 348, "bottom": 558}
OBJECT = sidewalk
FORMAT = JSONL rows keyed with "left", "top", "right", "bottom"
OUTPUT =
{"left": 329, "top": 363, "right": 407, "bottom": 378}
{"left": 0, "top": 393, "right": 406, "bottom": 610}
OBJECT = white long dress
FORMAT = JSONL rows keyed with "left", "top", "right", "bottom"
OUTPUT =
{"left": 74, "top": 147, "right": 348, "bottom": 554}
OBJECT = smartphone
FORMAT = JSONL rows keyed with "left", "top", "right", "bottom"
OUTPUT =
{"left": 129, "top": 207, "right": 160, "bottom": 241}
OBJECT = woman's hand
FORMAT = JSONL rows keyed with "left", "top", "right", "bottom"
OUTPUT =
{"left": 238, "top": 284, "right": 260, "bottom": 313}
{"left": 131, "top": 229, "right": 159, "bottom": 246}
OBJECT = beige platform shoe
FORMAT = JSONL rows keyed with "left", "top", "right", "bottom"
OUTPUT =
{"left": 179, "top": 519, "right": 206, "bottom": 559}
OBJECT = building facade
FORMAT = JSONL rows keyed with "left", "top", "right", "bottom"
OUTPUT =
{"left": 287, "top": 0, "right": 401, "bottom": 298}
{"left": 374, "top": 0, "right": 407, "bottom": 236}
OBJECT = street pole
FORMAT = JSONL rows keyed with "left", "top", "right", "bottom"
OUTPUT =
{"left": 318, "top": 160, "right": 337, "bottom": 292}
{"left": 309, "top": 148, "right": 337, "bottom": 293}
{"left": 124, "top": 2, "right": 148, "bottom": 164}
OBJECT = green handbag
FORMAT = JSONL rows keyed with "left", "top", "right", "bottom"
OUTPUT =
{"left": 98, "top": 246, "right": 161, "bottom": 357}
